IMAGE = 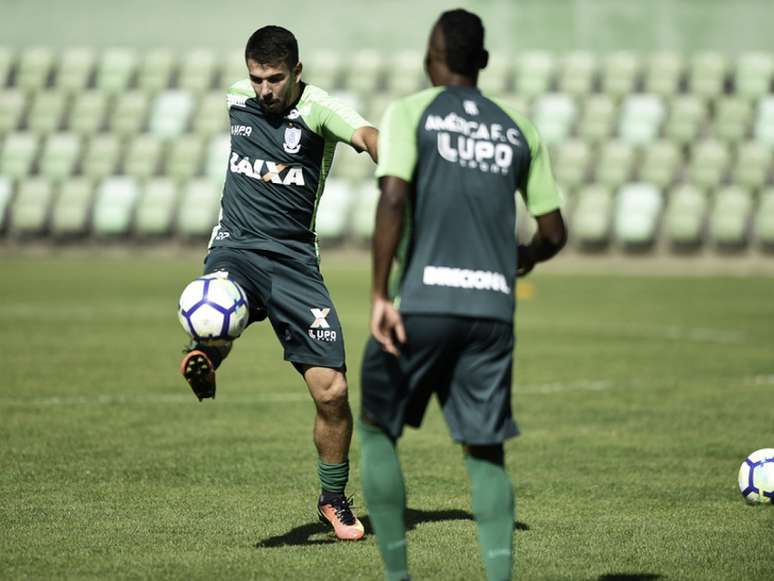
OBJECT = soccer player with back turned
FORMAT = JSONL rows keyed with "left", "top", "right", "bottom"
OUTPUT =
{"left": 359, "top": 9, "right": 566, "bottom": 580}
{"left": 178, "top": 26, "right": 378, "bottom": 540}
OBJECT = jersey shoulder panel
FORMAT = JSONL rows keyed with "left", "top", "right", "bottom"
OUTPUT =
{"left": 375, "top": 86, "right": 445, "bottom": 180}
{"left": 489, "top": 96, "right": 541, "bottom": 156}
{"left": 227, "top": 78, "right": 254, "bottom": 108}
{"left": 297, "top": 83, "right": 370, "bottom": 141}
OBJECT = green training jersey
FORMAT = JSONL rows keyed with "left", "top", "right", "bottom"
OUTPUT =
{"left": 209, "top": 80, "right": 370, "bottom": 260}
{"left": 376, "top": 85, "right": 562, "bottom": 323}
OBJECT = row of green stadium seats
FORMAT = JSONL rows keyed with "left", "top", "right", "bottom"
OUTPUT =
{"left": 1, "top": 174, "right": 773, "bottom": 253}
{"left": 569, "top": 183, "right": 774, "bottom": 251}
{"left": 0, "top": 89, "right": 227, "bottom": 136}
{"left": 3, "top": 128, "right": 773, "bottom": 192}
{"left": 1, "top": 47, "right": 773, "bottom": 98}
{"left": 4, "top": 87, "right": 774, "bottom": 150}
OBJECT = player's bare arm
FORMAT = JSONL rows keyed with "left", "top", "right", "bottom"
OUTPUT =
{"left": 517, "top": 209, "right": 567, "bottom": 277}
{"left": 350, "top": 125, "right": 379, "bottom": 163}
{"left": 370, "top": 175, "right": 408, "bottom": 356}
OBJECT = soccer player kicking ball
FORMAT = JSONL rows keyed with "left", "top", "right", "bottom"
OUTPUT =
{"left": 359, "top": 9, "right": 566, "bottom": 580}
{"left": 179, "top": 25, "right": 378, "bottom": 540}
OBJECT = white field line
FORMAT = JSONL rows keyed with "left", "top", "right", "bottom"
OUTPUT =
{"left": 516, "top": 379, "right": 614, "bottom": 394}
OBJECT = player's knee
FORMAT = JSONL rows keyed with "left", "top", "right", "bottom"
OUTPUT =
{"left": 312, "top": 372, "right": 349, "bottom": 409}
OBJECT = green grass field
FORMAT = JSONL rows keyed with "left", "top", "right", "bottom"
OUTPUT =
{"left": 2, "top": 254, "right": 773, "bottom": 580}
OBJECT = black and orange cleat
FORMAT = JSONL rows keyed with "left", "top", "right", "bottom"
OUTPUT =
{"left": 180, "top": 349, "right": 216, "bottom": 401}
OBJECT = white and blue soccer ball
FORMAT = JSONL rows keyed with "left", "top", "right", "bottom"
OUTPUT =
{"left": 178, "top": 273, "right": 249, "bottom": 341}
{"left": 738, "top": 448, "right": 774, "bottom": 504}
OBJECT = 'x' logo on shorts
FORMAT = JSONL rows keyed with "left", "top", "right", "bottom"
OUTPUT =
{"left": 310, "top": 308, "right": 331, "bottom": 329}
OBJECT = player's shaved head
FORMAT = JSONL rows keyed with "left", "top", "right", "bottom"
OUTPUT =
{"left": 245, "top": 25, "right": 299, "bottom": 69}
{"left": 436, "top": 9, "right": 487, "bottom": 77}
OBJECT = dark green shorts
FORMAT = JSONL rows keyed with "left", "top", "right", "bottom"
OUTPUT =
{"left": 360, "top": 315, "right": 518, "bottom": 445}
{"left": 204, "top": 247, "right": 345, "bottom": 370}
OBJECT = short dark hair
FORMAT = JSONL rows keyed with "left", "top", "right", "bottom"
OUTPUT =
{"left": 437, "top": 9, "right": 486, "bottom": 77}
{"left": 244, "top": 25, "right": 299, "bottom": 69}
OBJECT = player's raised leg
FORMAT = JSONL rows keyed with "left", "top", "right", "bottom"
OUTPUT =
{"left": 302, "top": 365, "right": 364, "bottom": 540}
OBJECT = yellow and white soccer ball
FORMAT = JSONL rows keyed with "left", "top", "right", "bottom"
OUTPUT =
{"left": 738, "top": 448, "right": 774, "bottom": 504}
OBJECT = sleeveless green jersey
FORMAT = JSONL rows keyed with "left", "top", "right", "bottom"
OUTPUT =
{"left": 376, "top": 85, "right": 563, "bottom": 323}
{"left": 209, "top": 80, "right": 370, "bottom": 260}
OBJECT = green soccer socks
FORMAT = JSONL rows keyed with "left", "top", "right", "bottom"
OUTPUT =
{"left": 318, "top": 459, "right": 349, "bottom": 495}
{"left": 358, "top": 419, "right": 409, "bottom": 581}
{"left": 464, "top": 453, "right": 515, "bottom": 581}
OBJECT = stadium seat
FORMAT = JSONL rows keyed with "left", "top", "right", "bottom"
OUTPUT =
{"left": 384, "top": 50, "right": 425, "bottom": 96}
{"left": 687, "top": 52, "right": 728, "bottom": 97}
{"left": 16, "top": 47, "right": 54, "bottom": 92}
{"left": 148, "top": 90, "right": 194, "bottom": 137}
{"left": 533, "top": 93, "right": 577, "bottom": 145}
{"left": 350, "top": 181, "right": 380, "bottom": 241}
{"left": 734, "top": 52, "right": 774, "bottom": 99}
{"left": 342, "top": 50, "right": 384, "bottom": 95}
{"left": 554, "top": 139, "right": 590, "bottom": 189}
{"left": 572, "top": 184, "right": 614, "bottom": 249}
{"left": 687, "top": 139, "right": 730, "bottom": 190}
{"left": 708, "top": 186, "right": 754, "bottom": 249}
{"left": 123, "top": 134, "right": 164, "bottom": 178}
{"left": 9, "top": 177, "right": 54, "bottom": 235}
{"left": 191, "top": 91, "right": 228, "bottom": 137}
{"left": 314, "top": 178, "right": 354, "bottom": 241}
{"left": 733, "top": 141, "right": 771, "bottom": 190}
{"left": 644, "top": 52, "right": 684, "bottom": 96}
{"left": 595, "top": 141, "right": 635, "bottom": 189}
{"left": 92, "top": 176, "right": 140, "bottom": 236}
{"left": 137, "top": 48, "right": 176, "bottom": 93}
{"left": 638, "top": 140, "right": 681, "bottom": 188}
{"left": 618, "top": 94, "right": 665, "bottom": 145}
{"left": 221, "top": 50, "right": 249, "bottom": 89}
{"left": 178, "top": 49, "right": 216, "bottom": 93}
{"left": 67, "top": 90, "right": 108, "bottom": 135}
{"left": 364, "top": 94, "right": 394, "bottom": 128}
{"left": 176, "top": 178, "right": 221, "bottom": 238}
{"left": 516, "top": 191, "right": 537, "bottom": 244}
{"left": 557, "top": 51, "right": 596, "bottom": 96}
{"left": 753, "top": 96, "right": 774, "bottom": 146}
{"left": 478, "top": 51, "right": 513, "bottom": 95}
{"left": 664, "top": 94, "right": 708, "bottom": 145}
{"left": 39, "top": 132, "right": 82, "bottom": 180}
{"left": 0, "top": 132, "right": 40, "bottom": 178}
{"left": 50, "top": 177, "right": 94, "bottom": 237}
{"left": 663, "top": 184, "right": 708, "bottom": 249}
{"left": 135, "top": 177, "right": 178, "bottom": 237}
{"left": 81, "top": 134, "right": 123, "bottom": 179}
{"left": 331, "top": 144, "right": 372, "bottom": 181}
{"left": 0, "top": 47, "right": 13, "bottom": 88}
{"left": 601, "top": 51, "right": 640, "bottom": 98}
{"left": 0, "top": 89, "right": 25, "bottom": 133}
{"left": 165, "top": 134, "right": 205, "bottom": 180}
{"left": 301, "top": 50, "right": 342, "bottom": 91}
{"left": 754, "top": 188, "right": 774, "bottom": 250}
{"left": 27, "top": 91, "right": 69, "bottom": 135}
{"left": 713, "top": 96, "right": 752, "bottom": 144}
{"left": 94, "top": 48, "right": 137, "bottom": 94}
{"left": 515, "top": 51, "right": 555, "bottom": 98}
{"left": 55, "top": 48, "right": 96, "bottom": 93}
{"left": 576, "top": 95, "right": 616, "bottom": 143}
{"left": 0, "top": 176, "right": 13, "bottom": 232}
{"left": 613, "top": 183, "right": 663, "bottom": 248}
{"left": 204, "top": 134, "right": 231, "bottom": 182}
{"left": 111, "top": 91, "right": 150, "bottom": 136}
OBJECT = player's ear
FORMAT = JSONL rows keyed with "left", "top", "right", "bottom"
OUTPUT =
{"left": 294, "top": 61, "right": 303, "bottom": 82}
{"left": 479, "top": 49, "right": 489, "bottom": 71}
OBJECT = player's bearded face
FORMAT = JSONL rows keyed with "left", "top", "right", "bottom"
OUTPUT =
{"left": 247, "top": 59, "right": 301, "bottom": 115}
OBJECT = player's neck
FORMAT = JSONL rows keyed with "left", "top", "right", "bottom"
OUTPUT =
{"left": 435, "top": 72, "right": 478, "bottom": 88}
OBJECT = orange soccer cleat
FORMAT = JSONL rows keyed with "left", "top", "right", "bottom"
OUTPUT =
{"left": 317, "top": 494, "right": 365, "bottom": 541}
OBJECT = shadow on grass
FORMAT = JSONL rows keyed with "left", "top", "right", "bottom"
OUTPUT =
{"left": 255, "top": 507, "right": 529, "bottom": 548}
{"left": 598, "top": 575, "right": 662, "bottom": 581}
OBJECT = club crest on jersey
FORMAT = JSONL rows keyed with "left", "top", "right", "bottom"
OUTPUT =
{"left": 283, "top": 126, "right": 302, "bottom": 154}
